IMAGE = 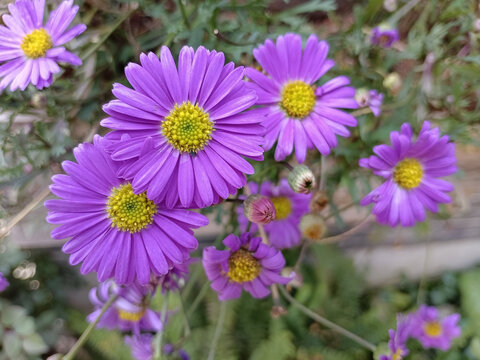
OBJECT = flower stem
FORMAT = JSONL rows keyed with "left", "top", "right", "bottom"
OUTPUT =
{"left": 278, "top": 286, "right": 376, "bottom": 352}
{"left": 207, "top": 301, "right": 227, "bottom": 360}
{"left": 177, "top": 0, "right": 190, "bottom": 29}
{"left": 153, "top": 293, "right": 170, "bottom": 360}
{"left": 63, "top": 293, "right": 119, "bottom": 360}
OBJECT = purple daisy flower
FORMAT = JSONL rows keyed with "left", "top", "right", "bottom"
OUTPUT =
{"left": 202, "top": 232, "right": 290, "bottom": 301}
{"left": 246, "top": 33, "right": 358, "bottom": 163}
{"left": 102, "top": 46, "right": 264, "bottom": 209}
{"left": 0, "top": 272, "right": 9, "bottom": 292}
{"left": 88, "top": 280, "right": 162, "bottom": 334}
{"left": 410, "top": 305, "right": 461, "bottom": 351}
{"left": 45, "top": 136, "right": 208, "bottom": 285}
{"left": 0, "top": 0, "right": 86, "bottom": 91}
{"left": 380, "top": 315, "right": 414, "bottom": 360}
{"left": 360, "top": 121, "right": 457, "bottom": 227}
{"left": 237, "top": 179, "right": 311, "bottom": 249}
{"left": 371, "top": 27, "right": 400, "bottom": 48}
{"left": 125, "top": 334, "right": 153, "bottom": 360}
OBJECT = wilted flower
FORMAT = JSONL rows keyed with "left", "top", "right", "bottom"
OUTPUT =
{"left": 380, "top": 315, "right": 414, "bottom": 360}
{"left": 243, "top": 194, "right": 276, "bottom": 225}
{"left": 299, "top": 214, "right": 327, "bottom": 241}
{"left": 383, "top": 73, "right": 402, "bottom": 94}
{"left": 310, "top": 190, "right": 329, "bottom": 212}
{"left": 238, "top": 180, "right": 311, "bottom": 249}
{"left": 410, "top": 305, "right": 461, "bottom": 351}
{"left": 360, "top": 122, "right": 457, "bottom": 227}
{"left": 202, "top": 233, "right": 290, "bottom": 301}
{"left": 0, "top": 0, "right": 86, "bottom": 91}
{"left": 0, "top": 272, "right": 9, "bottom": 292}
{"left": 355, "top": 88, "right": 384, "bottom": 117}
{"left": 246, "top": 33, "right": 358, "bottom": 162}
{"left": 371, "top": 26, "right": 400, "bottom": 48}
{"left": 288, "top": 165, "right": 316, "bottom": 194}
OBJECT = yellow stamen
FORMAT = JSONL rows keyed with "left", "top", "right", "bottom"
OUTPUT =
{"left": 162, "top": 101, "right": 214, "bottom": 153}
{"left": 393, "top": 158, "right": 423, "bottom": 189}
{"left": 280, "top": 81, "right": 316, "bottom": 119}
{"left": 392, "top": 348, "right": 404, "bottom": 360}
{"left": 227, "top": 249, "right": 260, "bottom": 283}
{"left": 424, "top": 321, "right": 443, "bottom": 337}
{"left": 118, "top": 308, "right": 146, "bottom": 322}
{"left": 271, "top": 196, "right": 292, "bottom": 220}
{"left": 106, "top": 183, "right": 156, "bottom": 233}
{"left": 21, "top": 28, "right": 52, "bottom": 58}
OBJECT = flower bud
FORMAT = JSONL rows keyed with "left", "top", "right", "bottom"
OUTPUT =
{"left": 310, "top": 190, "right": 329, "bottom": 212}
{"left": 383, "top": 72, "right": 402, "bottom": 95}
{"left": 300, "top": 214, "right": 327, "bottom": 241}
{"left": 355, "top": 88, "right": 370, "bottom": 107}
{"left": 243, "top": 194, "right": 276, "bottom": 225}
{"left": 288, "top": 165, "right": 316, "bottom": 194}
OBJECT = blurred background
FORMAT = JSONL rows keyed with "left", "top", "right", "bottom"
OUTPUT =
{"left": 1, "top": 0, "right": 480, "bottom": 358}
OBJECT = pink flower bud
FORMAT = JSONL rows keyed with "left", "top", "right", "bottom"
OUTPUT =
{"left": 243, "top": 195, "right": 276, "bottom": 225}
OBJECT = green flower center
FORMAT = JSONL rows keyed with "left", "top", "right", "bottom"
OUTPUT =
{"left": 393, "top": 158, "right": 423, "bottom": 189}
{"left": 271, "top": 196, "right": 292, "bottom": 220}
{"left": 21, "top": 29, "right": 52, "bottom": 58}
{"left": 227, "top": 249, "right": 260, "bottom": 283}
{"left": 424, "top": 321, "right": 443, "bottom": 337}
{"left": 162, "top": 101, "right": 214, "bottom": 153}
{"left": 280, "top": 81, "right": 316, "bottom": 119}
{"left": 106, "top": 183, "right": 156, "bottom": 233}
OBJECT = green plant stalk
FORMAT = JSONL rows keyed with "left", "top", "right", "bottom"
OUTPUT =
{"left": 207, "top": 301, "right": 227, "bottom": 360}
{"left": 153, "top": 293, "right": 170, "bottom": 360}
{"left": 63, "top": 293, "right": 119, "bottom": 360}
{"left": 278, "top": 286, "right": 377, "bottom": 352}
{"left": 177, "top": 0, "right": 190, "bottom": 29}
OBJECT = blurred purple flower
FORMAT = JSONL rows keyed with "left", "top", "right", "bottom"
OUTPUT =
{"left": 380, "top": 315, "right": 414, "bottom": 360}
{"left": 125, "top": 334, "right": 153, "bottom": 360}
{"left": 0, "top": 272, "right": 9, "bottom": 292}
{"left": 371, "top": 27, "right": 399, "bottom": 48}
{"left": 355, "top": 89, "right": 384, "bottom": 117}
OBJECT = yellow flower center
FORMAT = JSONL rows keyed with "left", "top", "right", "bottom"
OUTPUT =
{"left": 118, "top": 308, "right": 146, "bottom": 322}
{"left": 227, "top": 249, "right": 260, "bottom": 283}
{"left": 271, "top": 196, "right": 292, "bottom": 220}
{"left": 280, "top": 81, "right": 316, "bottom": 119}
{"left": 392, "top": 348, "right": 404, "bottom": 360}
{"left": 106, "top": 183, "right": 156, "bottom": 233}
{"left": 162, "top": 101, "right": 214, "bottom": 153}
{"left": 393, "top": 158, "right": 423, "bottom": 189}
{"left": 21, "top": 28, "right": 52, "bottom": 58}
{"left": 424, "top": 321, "right": 443, "bottom": 337}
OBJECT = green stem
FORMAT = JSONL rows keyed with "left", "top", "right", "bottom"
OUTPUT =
{"left": 278, "top": 286, "right": 376, "bottom": 352}
{"left": 153, "top": 293, "right": 170, "bottom": 360}
{"left": 177, "top": 0, "right": 190, "bottom": 29}
{"left": 388, "top": 0, "right": 422, "bottom": 25}
{"left": 186, "top": 281, "right": 210, "bottom": 319}
{"left": 207, "top": 301, "right": 227, "bottom": 360}
{"left": 63, "top": 293, "right": 119, "bottom": 360}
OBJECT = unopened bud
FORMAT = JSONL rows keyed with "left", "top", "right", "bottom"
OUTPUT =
{"left": 300, "top": 214, "right": 327, "bottom": 241}
{"left": 31, "top": 93, "right": 47, "bottom": 109}
{"left": 288, "top": 165, "right": 316, "bottom": 194}
{"left": 243, "top": 194, "right": 276, "bottom": 225}
{"left": 383, "top": 72, "right": 402, "bottom": 95}
{"left": 310, "top": 190, "right": 329, "bottom": 212}
{"left": 355, "top": 88, "right": 370, "bottom": 107}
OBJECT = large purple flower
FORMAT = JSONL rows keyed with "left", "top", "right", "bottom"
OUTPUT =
{"left": 410, "top": 305, "right": 461, "bottom": 351}
{"left": 202, "top": 233, "right": 290, "bottom": 301}
{"left": 102, "top": 46, "right": 264, "bottom": 209}
{"left": 45, "top": 136, "right": 208, "bottom": 285}
{"left": 246, "top": 33, "right": 358, "bottom": 162}
{"left": 360, "top": 122, "right": 457, "bottom": 227}
{"left": 380, "top": 315, "right": 414, "bottom": 360}
{"left": 238, "top": 179, "right": 311, "bottom": 249}
{"left": 0, "top": 0, "right": 86, "bottom": 91}
{"left": 0, "top": 272, "right": 9, "bottom": 292}
{"left": 88, "top": 280, "right": 162, "bottom": 334}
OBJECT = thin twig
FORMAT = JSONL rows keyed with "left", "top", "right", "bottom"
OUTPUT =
{"left": 278, "top": 286, "right": 376, "bottom": 352}
{"left": 316, "top": 215, "right": 374, "bottom": 245}
{"left": 178, "top": 293, "right": 191, "bottom": 338}
{"left": 207, "top": 301, "right": 227, "bottom": 360}
{"left": 323, "top": 201, "right": 359, "bottom": 221}
{"left": 63, "top": 293, "right": 119, "bottom": 360}
{"left": 153, "top": 293, "right": 170, "bottom": 360}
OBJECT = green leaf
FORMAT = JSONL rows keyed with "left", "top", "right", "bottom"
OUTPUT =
{"left": 21, "top": 333, "right": 48, "bottom": 355}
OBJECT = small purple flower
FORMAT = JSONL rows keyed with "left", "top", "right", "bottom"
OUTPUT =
{"left": 380, "top": 315, "right": 414, "bottom": 360}
{"left": 125, "top": 334, "right": 153, "bottom": 360}
{"left": 360, "top": 122, "right": 457, "bottom": 227}
{"left": 355, "top": 88, "right": 384, "bottom": 117}
{"left": 0, "top": 272, "right": 9, "bottom": 292}
{"left": 88, "top": 280, "right": 162, "bottom": 334}
{"left": 246, "top": 33, "right": 358, "bottom": 162}
{"left": 0, "top": 0, "right": 86, "bottom": 91}
{"left": 238, "top": 179, "right": 311, "bottom": 249}
{"left": 371, "top": 27, "right": 400, "bottom": 48}
{"left": 45, "top": 136, "right": 208, "bottom": 285}
{"left": 410, "top": 305, "right": 461, "bottom": 351}
{"left": 202, "top": 233, "right": 290, "bottom": 301}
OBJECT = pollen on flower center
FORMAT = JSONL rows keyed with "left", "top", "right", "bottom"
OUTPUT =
{"left": 392, "top": 349, "right": 404, "bottom": 360}
{"left": 424, "top": 321, "right": 443, "bottom": 337}
{"left": 107, "top": 183, "right": 156, "bottom": 233}
{"left": 393, "top": 158, "right": 423, "bottom": 189}
{"left": 227, "top": 249, "right": 260, "bottom": 283}
{"left": 280, "top": 81, "right": 316, "bottom": 119}
{"left": 271, "top": 196, "right": 292, "bottom": 220}
{"left": 118, "top": 308, "right": 146, "bottom": 322}
{"left": 21, "top": 28, "right": 52, "bottom": 58}
{"left": 162, "top": 101, "right": 214, "bottom": 153}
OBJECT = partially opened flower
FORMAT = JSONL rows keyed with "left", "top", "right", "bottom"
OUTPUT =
{"left": 202, "top": 233, "right": 290, "bottom": 301}
{"left": 371, "top": 26, "right": 399, "bottom": 48}
{"left": 45, "top": 136, "right": 208, "bottom": 285}
{"left": 238, "top": 179, "right": 311, "bottom": 248}
{"left": 0, "top": 0, "right": 86, "bottom": 91}
{"left": 360, "top": 122, "right": 457, "bottom": 227}
{"left": 88, "top": 280, "right": 162, "bottom": 334}
{"left": 246, "top": 33, "right": 357, "bottom": 162}
{"left": 355, "top": 88, "right": 384, "bottom": 117}
{"left": 380, "top": 315, "right": 414, "bottom": 360}
{"left": 410, "top": 305, "right": 461, "bottom": 351}
{"left": 0, "top": 272, "right": 9, "bottom": 292}
{"left": 102, "top": 46, "right": 264, "bottom": 209}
